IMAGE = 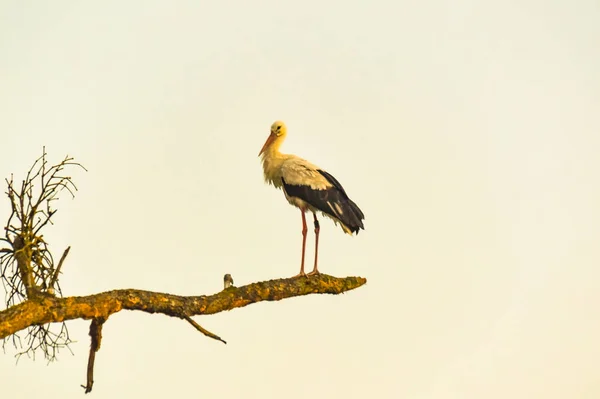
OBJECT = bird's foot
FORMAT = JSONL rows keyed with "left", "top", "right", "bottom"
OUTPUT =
{"left": 292, "top": 271, "right": 307, "bottom": 278}
{"left": 307, "top": 269, "right": 320, "bottom": 276}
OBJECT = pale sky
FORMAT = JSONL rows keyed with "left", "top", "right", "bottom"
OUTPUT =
{"left": 1, "top": 1, "right": 600, "bottom": 398}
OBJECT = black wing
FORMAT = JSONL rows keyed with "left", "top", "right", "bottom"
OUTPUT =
{"left": 282, "top": 170, "right": 365, "bottom": 234}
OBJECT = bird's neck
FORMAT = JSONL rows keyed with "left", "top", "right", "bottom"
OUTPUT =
{"left": 269, "top": 135, "right": 285, "bottom": 154}
{"left": 261, "top": 146, "right": 285, "bottom": 168}
{"left": 260, "top": 143, "right": 288, "bottom": 187}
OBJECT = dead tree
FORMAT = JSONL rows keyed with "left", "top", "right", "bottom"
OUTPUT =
{"left": 0, "top": 150, "right": 366, "bottom": 393}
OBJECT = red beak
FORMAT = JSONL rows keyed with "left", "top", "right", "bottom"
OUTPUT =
{"left": 259, "top": 133, "right": 276, "bottom": 156}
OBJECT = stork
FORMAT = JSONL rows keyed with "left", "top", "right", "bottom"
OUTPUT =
{"left": 259, "top": 120, "right": 365, "bottom": 277}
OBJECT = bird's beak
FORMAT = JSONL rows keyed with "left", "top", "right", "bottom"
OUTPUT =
{"left": 258, "top": 132, "right": 276, "bottom": 156}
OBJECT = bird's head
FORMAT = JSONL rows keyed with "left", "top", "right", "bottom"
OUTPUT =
{"left": 259, "top": 120, "right": 287, "bottom": 156}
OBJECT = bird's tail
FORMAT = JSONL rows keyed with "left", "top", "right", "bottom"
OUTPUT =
{"left": 339, "top": 198, "right": 365, "bottom": 235}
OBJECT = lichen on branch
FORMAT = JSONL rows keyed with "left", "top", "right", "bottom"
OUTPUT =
{"left": 0, "top": 274, "right": 366, "bottom": 340}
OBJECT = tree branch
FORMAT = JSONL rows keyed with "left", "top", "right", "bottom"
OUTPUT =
{"left": 0, "top": 274, "right": 366, "bottom": 339}
{"left": 183, "top": 315, "right": 226, "bottom": 344}
{"left": 12, "top": 234, "right": 36, "bottom": 298}
{"left": 48, "top": 246, "right": 70, "bottom": 295}
{"left": 82, "top": 317, "right": 105, "bottom": 394}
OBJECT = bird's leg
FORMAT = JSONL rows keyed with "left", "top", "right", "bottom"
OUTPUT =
{"left": 293, "top": 210, "right": 308, "bottom": 277}
{"left": 308, "top": 212, "right": 320, "bottom": 276}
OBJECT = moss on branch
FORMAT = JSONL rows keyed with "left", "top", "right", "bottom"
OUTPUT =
{"left": 0, "top": 274, "right": 366, "bottom": 339}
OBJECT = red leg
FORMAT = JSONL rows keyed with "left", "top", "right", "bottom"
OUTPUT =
{"left": 294, "top": 210, "right": 308, "bottom": 277}
{"left": 308, "top": 213, "right": 320, "bottom": 276}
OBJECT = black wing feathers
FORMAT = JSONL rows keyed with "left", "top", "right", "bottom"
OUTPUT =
{"left": 281, "top": 170, "right": 365, "bottom": 234}
{"left": 317, "top": 170, "right": 349, "bottom": 197}
{"left": 318, "top": 170, "right": 365, "bottom": 221}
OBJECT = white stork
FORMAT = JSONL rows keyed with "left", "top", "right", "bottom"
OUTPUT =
{"left": 259, "top": 120, "right": 365, "bottom": 277}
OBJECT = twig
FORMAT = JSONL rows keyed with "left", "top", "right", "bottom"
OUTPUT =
{"left": 48, "top": 246, "right": 70, "bottom": 294}
{"left": 183, "top": 315, "right": 227, "bottom": 344}
{"left": 32, "top": 209, "right": 56, "bottom": 236}
{"left": 81, "top": 317, "right": 105, "bottom": 394}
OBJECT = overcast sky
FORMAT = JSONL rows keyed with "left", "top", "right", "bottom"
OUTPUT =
{"left": 1, "top": 1, "right": 600, "bottom": 398}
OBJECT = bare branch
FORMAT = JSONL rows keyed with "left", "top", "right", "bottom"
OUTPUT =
{"left": 184, "top": 316, "right": 226, "bottom": 344}
{"left": 48, "top": 246, "right": 70, "bottom": 294}
{"left": 81, "top": 317, "right": 105, "bottom": 394}
{"left": 0, "top": 275, "right": 366, "bottom": 340}
{"left": 1, "top": 150, "right": 86, "bottom": 360}
{"left": 32, "top": 209, "right": 56, "bottom": 236}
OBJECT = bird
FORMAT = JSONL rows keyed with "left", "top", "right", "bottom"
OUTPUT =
{"left": 223, "top": 273, "right": 234, "bottom": 289}
{"left": 259, "top": 120, "right": 365, "bottom": 277}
